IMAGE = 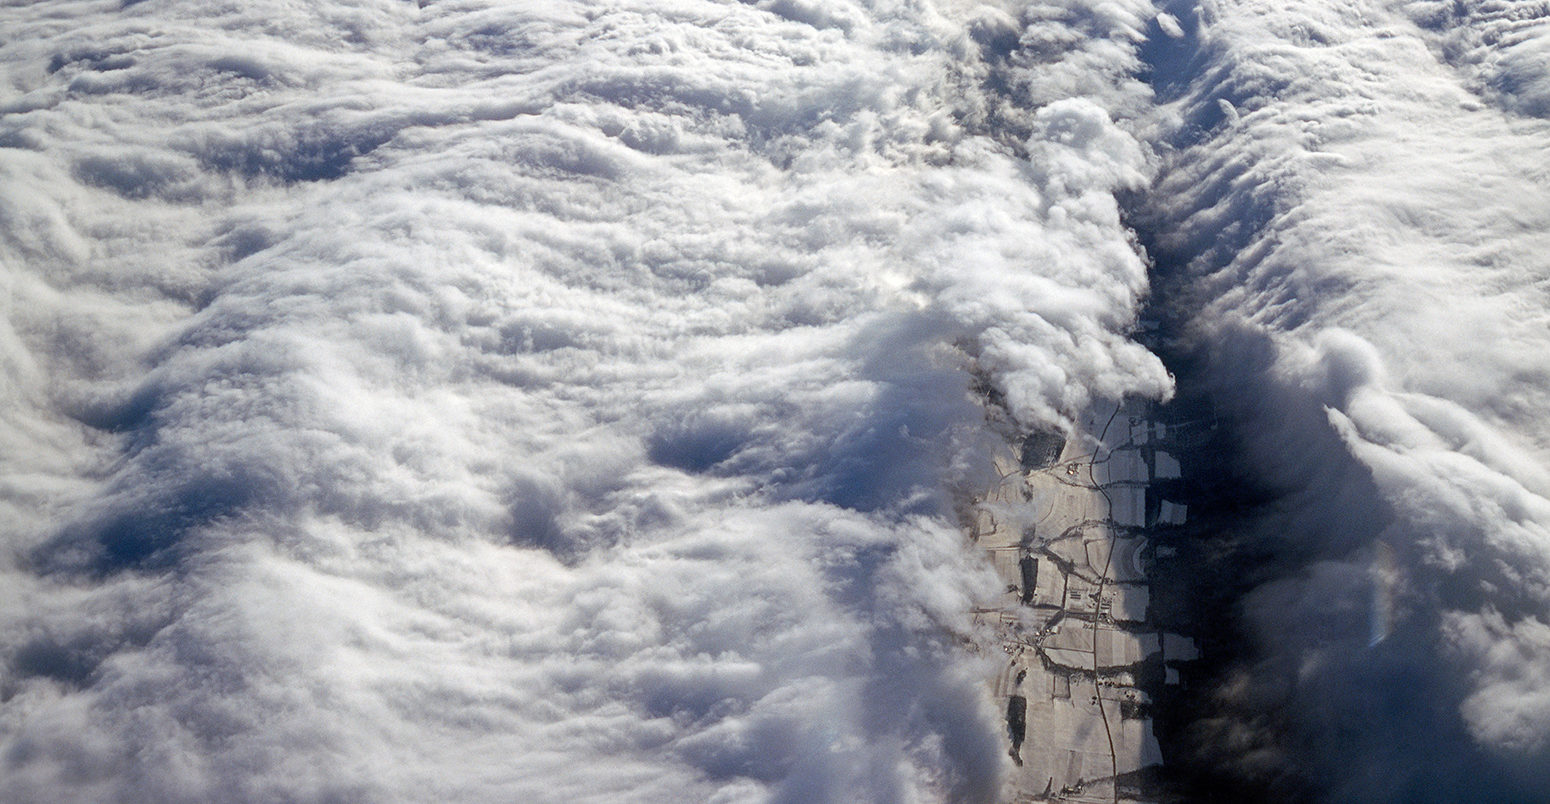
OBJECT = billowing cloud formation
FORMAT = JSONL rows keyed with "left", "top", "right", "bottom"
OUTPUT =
{"left": 13, "top": 0, "right": 1548, "bottom": 799}
{"left": 1140, "top": 0, "right": 1550, "bottom": 799}
{"left": 0, "top": 1, "right": 1170, "bottom": 802}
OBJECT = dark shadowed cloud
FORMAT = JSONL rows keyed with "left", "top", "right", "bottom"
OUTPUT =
{"left": 1139, "top": 0, "right": 1550, "bottom": 798}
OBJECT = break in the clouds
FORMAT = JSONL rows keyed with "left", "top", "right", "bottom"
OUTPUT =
{"left": 0, "top": 1, "right": 1172, "bottom": 802}
{"left": 1140, "top": 0, "right": 1550, "bottom": 799}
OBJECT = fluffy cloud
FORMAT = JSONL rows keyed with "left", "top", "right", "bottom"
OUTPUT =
{"left": 0, "top": 1, "right": 1168, "bottom": 802}
{"left": 1138, "top": 0, "right": 1550, "bottom": 798}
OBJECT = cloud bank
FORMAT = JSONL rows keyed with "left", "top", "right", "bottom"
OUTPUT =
{"left": 10, "top": 0, "right": 1548, "bottom": 800}
{"left": 0, "top": 1, "right": 1170, "bottom": 802}
{"left": 1138, "top": 0, "right": 1550, "bottom": 799}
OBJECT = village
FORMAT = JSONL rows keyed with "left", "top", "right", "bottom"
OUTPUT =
{"left": 971, "top": 400, "right": 1200, "bottom": 804}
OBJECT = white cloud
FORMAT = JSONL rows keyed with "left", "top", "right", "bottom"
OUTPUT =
{"left": 0, "top": 1, "right": 1169, "bottom": 802}
{"left": 1141, "top": 0, "right": 1550, "bottom": 797}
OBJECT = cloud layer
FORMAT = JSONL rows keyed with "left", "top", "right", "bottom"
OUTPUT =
{"left": 1138, "top": 0, "right": 1550, "bottom": 799}
{"left": 10, "top": 0, "right": 1548, "bottom": 800}
{"left": 0, "top": 1, "right": 1171, "bottom": 802}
